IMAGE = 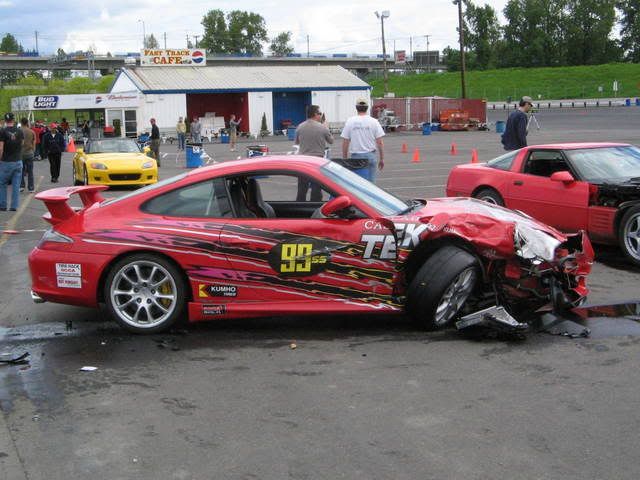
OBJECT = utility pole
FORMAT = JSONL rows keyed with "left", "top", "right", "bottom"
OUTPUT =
{"left": 186, "top": 34, "right": 189, "bottom": 48}
{"left": 455, "top": 0, "right": 467, "bottom": 98}
{"left": 375, "top": 11, "right": 390, "bottom": 96}
{"left": 35, "top": 31, "right": 39, "bottom": 54}
{"left": 425, "top": 35, "right": 431, "bottom": 73}
{"left": 194, "top": 35, "right": 199, "bottom": 48}
{"left": 409, "top": 36, "right": 412, "bottom": 58}
{"left": 306, "top": 35, "right": 309, "bottom": 57}
{"left": 163, "top": 32, "right": 167, "bottom": 49}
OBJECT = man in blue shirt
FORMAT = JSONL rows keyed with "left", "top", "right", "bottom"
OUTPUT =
{"left": 501, "top": 96, "right": 533, "bottom": 150}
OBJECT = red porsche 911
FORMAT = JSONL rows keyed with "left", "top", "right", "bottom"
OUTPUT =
{"left": 446, "top": 143, "right": 640, "bottom": 265}
{"left": 30, "top": 156, "right": 592, "bottom": 334}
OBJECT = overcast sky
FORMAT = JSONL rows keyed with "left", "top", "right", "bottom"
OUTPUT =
{"left": 1, "top": 0, "right": 509, "bottom": 56}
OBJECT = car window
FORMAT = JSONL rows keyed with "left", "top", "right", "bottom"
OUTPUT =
{"left": 523, "top": 150, "right": 570, "bottom": 177}
{"left": 486, "top": 150, "right": 517, "bottom": 171}
{"left": 254, "top": 174, "right": 332, "bottom": 202}
{"left": 141, "top": 178, "right": 232, "bottom": 218}
{"left": 87, "top": 139, "right": 140, "bottom": 154}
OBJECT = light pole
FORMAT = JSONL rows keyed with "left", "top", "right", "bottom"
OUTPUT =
{"left": 454, "top": 0, "right": 467, "bottom": 98}
{"left": 375, "top": 10, "right": 390, "bottom": 96}
{"left": 138, "top": 19, "right": 146, "bottom": 49}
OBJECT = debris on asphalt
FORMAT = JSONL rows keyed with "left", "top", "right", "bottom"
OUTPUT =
{"left": 456, "top": 306, "right": 530, "bottom": 335}
{"left": 0, "top": 352, "right": 30, "bottom": 365}
{"left": 154, "top": 338, "right": 180, "bottom": 351}
{"left": 290, "top": 343, "right": 297, "bottom": 350}
{"left": 65, "top": 320, "right": 73, "bottom": 331}
{"left": 535, "top": 313, "right": 591, "bottom": 338}
{"left": 79, "top": 366, "right": 98, "bottom": 372}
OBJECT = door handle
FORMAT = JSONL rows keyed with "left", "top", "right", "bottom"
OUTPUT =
{"left": 513, "top": 181, "right": 523, "bottom": 186}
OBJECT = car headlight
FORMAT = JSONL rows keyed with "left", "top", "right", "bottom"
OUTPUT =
{"left": 514, "top": 224, "right": 561, "bottom": 262}
{"left": 90, "top": 162, "right": 108, "bottom": 170}
{"left": 142, "top": 161, "right": 154, "bottom": 169}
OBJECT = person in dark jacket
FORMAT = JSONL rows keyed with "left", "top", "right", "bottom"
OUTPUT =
{"left": 42, "top": 122, "right": 66, "bottom": 183}
{"left": 150, "top": 118, "right": 160, "bottom": 166}
{"left": 501, "top": 96, "right": 533, "bottom": 151}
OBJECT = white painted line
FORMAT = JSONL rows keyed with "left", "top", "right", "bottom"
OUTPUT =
{"left": 378, "top": 174, "right": 449, "bottom": 182}
{"left": 386, "top": 184, "right": 446, "bottom": 190}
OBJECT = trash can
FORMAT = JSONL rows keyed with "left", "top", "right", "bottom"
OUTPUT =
{"left": 625, "top": 98, "right": 631, "bottom": 107}
{"left": 220, "top": 133, "right": 230, "bottom": 144}
{"left": 331, "top": 157, "right": 370, "bottom": 179}
{"left": 185, "top": 142, "right": 203, "bottom": 168}
{"left": 495, "top": 121, "right": 506, "bottom": 133}
{"left": 636, "top": 98, "right": 640, "bottom": 106}
{"left": 287, "top": 127, "right": 297, "bottom": 141}
{"left": 246, "top": 145, "right": 269, "bottom": 157}
{"left": 422, "top": 123, "right": 431, "bottom": 136}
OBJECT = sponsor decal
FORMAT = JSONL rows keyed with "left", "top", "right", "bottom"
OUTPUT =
{"left": 56, "top": 263, "right": 81, "bottom": 276}
{"left": 198, "top": 284, "right": 238, "bottom": 298}
{"left": 33, "top": 96, "right": 58, "bottom": 109}
{"left": 267, "top": 240, "right": 330, "bottom": 276}
{"left": 191, "top": 50, "right": 205, "bottom": 64}
{"left": 57, "top": 276, "right": 82, "bottom": 288}
{"left": 361, "top": 223, "right": 429, "bottom": 259}
{"left": 203, "top": 304, "right": 226, "bottom": 316}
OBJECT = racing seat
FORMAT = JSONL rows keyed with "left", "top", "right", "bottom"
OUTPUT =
{"left": 246, "top": 178, "right": 276, "bottom": 218}
{"left": 229, "top": 179, "right": 257, "bottom": 218}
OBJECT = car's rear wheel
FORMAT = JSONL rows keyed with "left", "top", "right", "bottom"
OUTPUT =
{"left": 104, "top": 254, "right": 186, "bottom": 334}
{"left": 618, "top": 205, "right": 640, "bottom": 266}
{"left": 473, "top": 188, "right": 504, "bottom": 206}
{"left": 407, "top": 246, "right": 480, "bottom": 330}
{"left": 83, "top": 166, "right": 89, "bottom": 185}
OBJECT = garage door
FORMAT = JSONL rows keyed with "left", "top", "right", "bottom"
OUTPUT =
{"left": 272, "top": 91, "right": 311, "bottom": 131}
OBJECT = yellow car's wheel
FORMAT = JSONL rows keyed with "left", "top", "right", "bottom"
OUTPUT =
{"left": 83, "top": 166, "right": 90, "bottom": 185}
{"left": 72, "top": 162, "right": 82, "bottom": 186}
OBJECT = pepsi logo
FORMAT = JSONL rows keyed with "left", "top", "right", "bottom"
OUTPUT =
{"left": 95, "top": 96, "right": 103, "bottom": 104}
{"left": 192, "top": 50, "right": 204, "bottom": 64}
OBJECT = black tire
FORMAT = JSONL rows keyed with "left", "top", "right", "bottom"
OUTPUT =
{"left": 104, "top": 253, "right": 187, "bottom": 334}
{"left": 72, "top": 163, "right": 82, "bottom": 186}
{"left": 407, "top": 246, "right": 480, "bottom": 330}
{"left": 618, "top": 205, "right": 640, "bottom": 266}
{"left": 473, "top": 188, "right": 504, "bottom": 206}
{"left": 83, "top": 166, "right": 89, "bottom": 185}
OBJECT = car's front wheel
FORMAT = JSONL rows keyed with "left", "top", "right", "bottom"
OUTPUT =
{"left": 72, "top": 163, "right": 82, "bottom": 186}
{"left": 83, "top": 166, "right": 89, "bottom": 185}
{"left": 473, "top": 188, "right": 504, "bottom": 206}
{"left": 407, "top": 246, "right": 479, "bottom": 330}
{"left": 104, "top": 254, "right": 187, "bottom": 334}
{"left": 618, "top": 205, "right": 640, "bottom": 266}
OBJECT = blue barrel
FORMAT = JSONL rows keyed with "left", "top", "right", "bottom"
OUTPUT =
{"left": 636, "top": 98, "right": 640, "bottom": 106}
{"left": 185, "top": 143, "right": 203, "bottom": 168}
{"left": 422, "top": 123, "right": 431, "bottom": 136}
{"left": 495, "top": 120, "right": 505, "bottom": 133}
{"left": 287, "top": 127, "right": 297, "bottom": 141}
{"left": 220, "top": 133, "right": 230, "bottom": 144}
{"left": 625, "top": 98, "right": 631, "bottom": 107}
{"left": 431, "top": 123, "right": 439, "bottom": 131}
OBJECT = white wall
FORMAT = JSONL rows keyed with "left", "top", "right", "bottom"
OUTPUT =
{"left": 110, "top": 72, "right": 139, "bottom": 93}
{"left": 311, "top": 89, "right": 370, "bottom": 123}
{"left": 138, "top": 94, "right": 187, "bottom": 134}
{"left": 248, "top": 91, "right": 273, "bottom": 138}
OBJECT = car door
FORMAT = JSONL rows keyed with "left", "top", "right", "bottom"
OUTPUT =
{"left": 220, "top": 172, "right": 398, "bottom": 308}
{"left": 505, "top": 149, "right": 589, "bottom": 232}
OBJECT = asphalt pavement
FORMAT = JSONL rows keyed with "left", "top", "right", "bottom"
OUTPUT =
{"left": 1, "top": 106, "right": 640, "bottom": 479}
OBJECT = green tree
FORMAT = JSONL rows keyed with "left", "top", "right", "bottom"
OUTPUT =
{"left": 0, "top": 33, "right": 21, "bottom": 53}
{"left": 616, "top": 0, "right": 640, "bottom": 62}
{"left": 200, "top": 9, "right": 227, "bottom": 53}
{"left": 200, "top": 9, "right": 267, "bottom": 55}
{"left": 270, "top": 31, "right": 294, "bottom": 56}
{"left": 564, "top": 0, "right": 619, "bottom": 65}
{"left": 145, "top": 34, "right": 159, "bottom": 49}
{"left": 464, "top": 2, "right": 501, "bottom": 69}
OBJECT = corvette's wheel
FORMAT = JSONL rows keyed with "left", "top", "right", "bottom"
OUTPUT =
{"left": 407, "top": 246, "right": 479, "bottom": 330}
{"left": 473, "top": 188, "right": 504, "bottom": 206}
{"left": 104, "top": 254, "right": 186, "bottom": 334}
{"left": 83, "top": 166, "right": 89, "bottom": 185}
{"left": 618, "top": 205, "right": 640, "bottom": 266}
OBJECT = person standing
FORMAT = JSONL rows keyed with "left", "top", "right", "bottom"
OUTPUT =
{"left": 341, "top": 98, "right": 385, "bottom": 182}
{"left": 19, "top": 118, "right": 36, "bottom": 193}
{"left": 190, "top": 116, "right": 202, "bottom": 143}
{"left": 501, "top": 96, "right": 533, "bottom": 151}
{"left": 42, "top": 122, "right": 65, "bottom": 183}
{"left": 0, "top": 113, "right": 25, "bottom": 211}
{"left": 150, "top": 118, "right": 161, "bottom": 166}
{"left": 32, "top": 120, "right": 44, "bottom": 160}
{"left": 229, "top": 114, "right": 242, "bottom": 152}
{"left": 294, "top": 105, "right": 333, "bottom": 201}
{"left": 176, "top": 117, "right": 186, "bottom": 150}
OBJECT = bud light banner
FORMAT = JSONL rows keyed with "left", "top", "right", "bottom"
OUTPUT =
{"left": 33, "top": 96, "right": 59, "bottom": 109}
{"left": 140, "top": 49, "right": 206, "bottom": 66}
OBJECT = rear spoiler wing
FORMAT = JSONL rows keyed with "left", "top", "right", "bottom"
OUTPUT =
{"left": 35, "top": 185, "right": 108, "bottom": 225}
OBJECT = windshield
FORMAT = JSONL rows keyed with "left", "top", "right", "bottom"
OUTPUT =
{"left": 103, "top": 173, "right": 188, "bottom": 205}
{"left": 565, "top": 146, "right": 640, "bottom": 182}
{"left": 320, "top": 161, "right": 408, "bottom": 215}
{"left": 87, "top": 138, "right": 141, "bottom": 154}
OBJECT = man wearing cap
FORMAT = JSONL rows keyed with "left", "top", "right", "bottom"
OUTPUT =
{"left": 501, "top": 96, "right": 533, "bottom": 150}
{"left": 0, "top": 113, "right": 25, "bottom": 211}
{"left": 42, "top": 122, "right": 66, "bottom": 183}
{"left": 341, "top": 97, "right": 385, "bottom": 182}
{"left": 150, "top": 118, "right": 161, "bottom": 166}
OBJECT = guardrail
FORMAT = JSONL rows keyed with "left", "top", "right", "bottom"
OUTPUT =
{"left": 488, "top": 98, "right": 640, "bottom": 110}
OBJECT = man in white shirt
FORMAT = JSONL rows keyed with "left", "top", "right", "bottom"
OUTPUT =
{"left": 340, "top": 97, "right": 385, "bottom": 182}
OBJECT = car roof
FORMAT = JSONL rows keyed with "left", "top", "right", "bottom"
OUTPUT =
{"left": 525, "top": 142, "right": 631, "bottom": 150}
{"left": 185, "top": 155, "right": 329, "bottom": 179}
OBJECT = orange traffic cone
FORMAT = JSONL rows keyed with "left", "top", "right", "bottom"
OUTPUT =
{"left": 66, "top": 137, "right": 76, "bottom": 153}
{"left": 471, "top": 148, "right": 479, "bottom": 164}
{"left": 401, "top": 143, "right": 408, "bottom": 153}
{"left": 412, "top": 148, "right": 420, "bottom": 163}
{"left": 450, "top": 142, "right": 458, "bottom": 155}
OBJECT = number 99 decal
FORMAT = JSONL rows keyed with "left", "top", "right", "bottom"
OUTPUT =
{"left": 268, "top": 241, "right": 330, "bottom": 276}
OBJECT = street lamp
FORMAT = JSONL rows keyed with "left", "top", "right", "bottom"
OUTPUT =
{"left": 138, "top": 19, "right": 146, "bottom": 49}
{"left": 375, "top": 10, "right": 390, "bottom": 96}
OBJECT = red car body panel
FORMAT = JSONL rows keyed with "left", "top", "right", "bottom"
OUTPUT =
{"left": 446, "top": 143, "right": 626, "bottom": 243}
{"left": 30, "top": 156, "right": 593, "bottom": 326}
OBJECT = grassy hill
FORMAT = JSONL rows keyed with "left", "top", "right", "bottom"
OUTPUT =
{"left": 369, "top": 63, "right": 640, "bottom": 101}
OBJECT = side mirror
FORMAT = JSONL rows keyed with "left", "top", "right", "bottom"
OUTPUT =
{"left": 76, "top": 147, "right": 84, "bottom": 154}
{"left": 321, "top": 195, "right": 352, "bottom": 217}
{"left": 550, "top": 171, "right": 575, "bottom": 184}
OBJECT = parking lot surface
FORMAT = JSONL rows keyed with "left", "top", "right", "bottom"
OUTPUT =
{"left": 1, "top": 107, "right": 640, "bottom": 479}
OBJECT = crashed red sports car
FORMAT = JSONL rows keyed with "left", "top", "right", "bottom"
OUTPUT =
{"left": 446, "top": 142, "right": 640, "bottom": 265}
{"left": 29, "top": 156, "right": 593, "bottom": 334}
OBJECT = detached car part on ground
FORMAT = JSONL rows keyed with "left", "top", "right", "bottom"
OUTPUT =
{"left": 29, "top": 157, "right": 593, "bottom": 334}
{"left": 446, "top": 143, "right": 640, "bottom": 265}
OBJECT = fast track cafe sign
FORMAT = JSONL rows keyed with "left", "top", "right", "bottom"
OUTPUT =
{"left": 140, "top": 49, "right": 206, "bottom": 66}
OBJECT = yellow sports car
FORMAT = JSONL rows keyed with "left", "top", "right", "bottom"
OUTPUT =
{"left": 72, "top": 137, "right": 158, "bottom": 186}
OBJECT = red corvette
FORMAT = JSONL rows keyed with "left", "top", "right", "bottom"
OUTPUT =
{"left": 447, "top": 143, "right": 640, "bottom": 265}
{"left": 30, "top": 156, "right": 592, "bottom": 333}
